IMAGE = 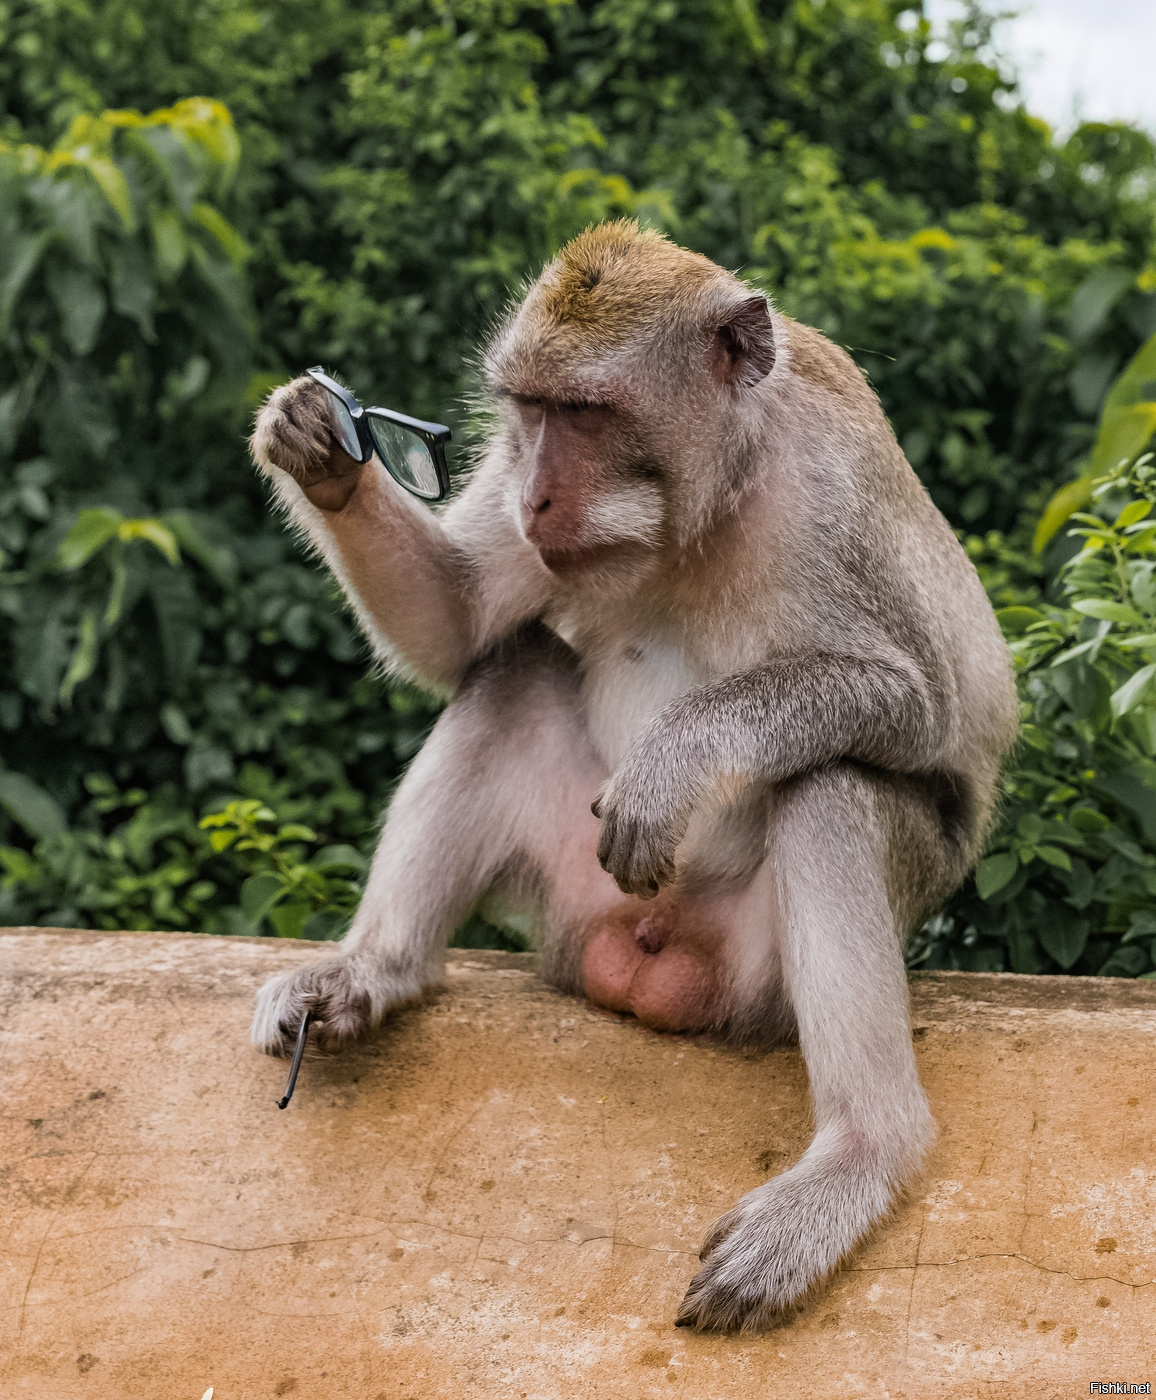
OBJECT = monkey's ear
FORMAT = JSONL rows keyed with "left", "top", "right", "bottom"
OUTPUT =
{"left": 711, "top": 295, "right": 776, "bottom": 389}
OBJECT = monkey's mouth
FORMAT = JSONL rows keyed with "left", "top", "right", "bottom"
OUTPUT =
{"left": 536, "top": 540, "right": 637, "bottom": 574}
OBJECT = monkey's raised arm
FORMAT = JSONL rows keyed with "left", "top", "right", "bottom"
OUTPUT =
{"left": 594, "top": 651, "right": 941, "bottom": 897}
{"left": 250, "top": 376, "right": 551, "bottom": 694}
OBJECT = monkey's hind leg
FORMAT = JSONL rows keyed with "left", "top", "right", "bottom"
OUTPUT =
{"left": 677, "top": 764, "right": 937, "bottom": 1331}
{"left": 251, "top": 626, "right": 605, "bottom": 1055}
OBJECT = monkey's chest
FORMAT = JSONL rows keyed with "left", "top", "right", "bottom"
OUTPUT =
{"left": 580, "top": 638, "right": 710, "bottom": 769}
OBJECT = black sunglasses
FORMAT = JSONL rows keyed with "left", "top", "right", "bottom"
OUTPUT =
{"left": 306, "top": 366, "right": 451, "bottom": 501}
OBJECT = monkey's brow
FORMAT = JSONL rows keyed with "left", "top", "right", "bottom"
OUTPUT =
{"left": 497, "top": 389, "right": 612, "bottom": 412}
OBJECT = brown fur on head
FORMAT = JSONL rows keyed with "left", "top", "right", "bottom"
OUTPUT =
{"left": 486, "top": 220, "right": 774, "bottom": 397}
{"left": 485, "top": 221, "right": 779, "bottom": 559}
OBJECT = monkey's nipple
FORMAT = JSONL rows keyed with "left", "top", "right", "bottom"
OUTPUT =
{"left": 634, "top": 916, "right": 670, "bottom": 957}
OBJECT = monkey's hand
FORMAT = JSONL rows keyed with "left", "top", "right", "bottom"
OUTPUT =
{"left": 593, "top": 742, "right": 698, "bottom": 898}
{"left": 251, "top": 956, "right": 388, "bottom": 1055}
{"left": 250, "top": 376, "right": 365, "bottom": 512}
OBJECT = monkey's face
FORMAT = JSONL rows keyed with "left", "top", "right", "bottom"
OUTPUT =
{"left": 501, "top": 392, "right": 668, "bottom": 576}
{"left": 486, "top": 222, "right": 779, "bottom": 571}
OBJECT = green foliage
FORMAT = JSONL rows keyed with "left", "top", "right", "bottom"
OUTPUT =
{"left": 4, "top": 0, "right": 1156, "bottom": 529}
{"left": 0, "top": 101, "right": 440, "bottom": 933}
{"left": 200, "top": 799, "right": 364, "bottom": 939}
{"left": 1034, "top": 330, "right": 1156, "bottom": 551}
{"left": 918, "top": 409, "right": 1156, "bottom": 977}
{"left": 2, "top": 4, "right": 1156, "bottom": 961}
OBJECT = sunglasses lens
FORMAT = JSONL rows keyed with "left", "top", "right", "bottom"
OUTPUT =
{"left": 318, "top": 384, "right": 362, "bottom": 460}
{"left": 366, "top": 415, "right": 442, "bottom": 498}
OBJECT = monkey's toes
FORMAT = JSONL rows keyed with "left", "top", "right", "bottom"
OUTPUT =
{"left": 676, "top": 1258, "right": 785, "bottom": 1333}
{"left": 675, "top": 1221, "right": 794, "bottom": 1333}
{"left": 675, "top": 1184, "right": 836, "bottom": 1331}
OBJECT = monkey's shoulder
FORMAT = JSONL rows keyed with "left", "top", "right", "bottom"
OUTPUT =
{"left": 778, "top": 317, "right": 874, "bottom": 404}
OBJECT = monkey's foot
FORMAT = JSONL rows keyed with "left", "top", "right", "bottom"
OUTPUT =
{"left": 251, "top": 956, "right": 393, "bottom": 1055}
{"left": 675, "top": 1157, "right": 890, "bottom": 1331}
{"left": 581, "top": 902, "right": 721, "bottom": 1032}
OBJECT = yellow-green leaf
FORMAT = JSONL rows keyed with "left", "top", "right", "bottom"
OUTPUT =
{"left": 190, "top": 203, "right": 250, "bottom": 269}
{"left": 118, "top": 518, "right": 180, "bottom": 565}
{"left": 1034, "top": 473, "right": 1095, "bottom": 554}
{"left": 56, "top": 508, "right": 122, "bottom": 569}
{"left": 1111, "top": 663, "right": 1156, "bottom": 719}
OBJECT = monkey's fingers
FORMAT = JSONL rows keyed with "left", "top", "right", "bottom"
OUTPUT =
{"left": 595, "top": 811, "right": 673, "bottom": 898}
{"left": 676, "top": 1215, "right": 789, "bottom": 1333}
{"left": 251, "top": 959, "right": 375, "bottom": 1055}
{"left": 251, "top": 378, "right": 335, "bottom": 478}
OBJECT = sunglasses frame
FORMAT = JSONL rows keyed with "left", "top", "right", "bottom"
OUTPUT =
{"left": 305, "top": 366, "right": 452, "bottom": 501}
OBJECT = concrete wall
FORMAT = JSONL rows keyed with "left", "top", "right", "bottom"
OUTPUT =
{"left": 1, "top": 929, "right": 1154, "bottom": 1398}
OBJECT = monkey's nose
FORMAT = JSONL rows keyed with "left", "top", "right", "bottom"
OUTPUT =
{"left": 522, "top": 492, "right": 553, "bottom": 538}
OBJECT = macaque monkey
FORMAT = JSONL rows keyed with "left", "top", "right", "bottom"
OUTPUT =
{"left": 248, "top": 221, "right": 1017, "bottom": 1331}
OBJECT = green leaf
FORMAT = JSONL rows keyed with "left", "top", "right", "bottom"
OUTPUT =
{"left": 1122, "top": 911, "right": 1156, "bottom": 944}
{"left": 1097, "top": 946, "right": 1149, "bottom": 978}
{"left": 77, "top": 154, "right": 136, "bottom": 230}
{"left": 1034, "top": 845, "right": 1072, "bottom": 871}
{"left": 268, "top": 901, "right": 315, "bottom": 939}
{"left": 310, "top": 844, "right": 367, "bottom": 873}
{"left": 1069, "top": 267, "right": 1131, "bottom": 344}
{"left": 149, "top": 207, "right": 187, "bottom": 281}
{"left": 1090, "top": 330, "right": 1156, "bottom": 477}
{"left": 276, "top": 824, "right": 317, "bottom": 843}
{"left": 1072, "top": 600, "right": 1144, "bottom": 625}
{"left": 1035, "top": 331, "right": 1156, "bottom": 551}
{"left": 118, "top": 518, "right": 180, "bottom": 565}
{"left": 1110, "top": 663, "right": 1156, "bottom": 719}
{"left": 56, "top": 507, "right": 122, "bottom": 569}
{"left": 45, "top": 263, "right": 106, "bottom": 356}
{"left": 109, "top": 241, "right": 156, "bottom": 339}
{"left": 190, "top": 202, "right": 250, "bottom": 268}
{"left": 996, "top": 606, "right": 1045, "bottom": 634}
{"left": 240, "top": 871, "right": 288, "bottom": 926}
{"left": 302, "top": 908, "right": 350, "bottom": 941}
{"left": 1117, "top": 500, "right": 1152, "bottom": 528}
{"left": 0, "top": 231, "right": 50, "bottom": 337}
{"left": 0, "top": 771, "right": 67, "bottom": 841}
{"left": 1034, "top": 473, "right": 1093, "bottom": 554}
{"left": 975, "top": 852, "right": 1018, "bottom": 900}
{"left": 159, "top": 702, "right": 193, "bottom": 745}
{"left": 1092, "top": 768, "right": 1156, "bottom": 843}
{"left": 59, "top": 608, "right": 101, "bottom": 706}
{"left": 165, "top": 514, "right": 237, "bottom": 588}
{"left": 1038, "top": 913, "right": 1089, "bottom": 970}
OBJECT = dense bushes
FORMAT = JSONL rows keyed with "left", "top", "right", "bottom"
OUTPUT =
{"left": 5, "top": 0, "right": 1156, "bottom": 527}
{"left": 916, "top": 332, "right": 1156, "bottom": 975}
{"left": 1, "top": 0, "right": 1156, "bottom": 963}
{"left": 0, "top": 103, "right": 439, "bottom": 933}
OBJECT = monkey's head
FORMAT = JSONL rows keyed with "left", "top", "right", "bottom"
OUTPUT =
{"left": 484, "top": 221, "right": 777, "bottom": 575}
